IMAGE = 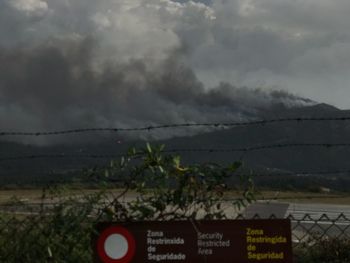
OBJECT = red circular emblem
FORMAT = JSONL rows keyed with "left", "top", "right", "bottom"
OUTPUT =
{"left": 97, "top": 226, "right": 136, "bottom": 263}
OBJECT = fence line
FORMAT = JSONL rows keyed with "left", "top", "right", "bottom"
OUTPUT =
{"left": 162, "top": 143, "right": 350, "bottom": 152}
{"left": 239, "top": 169, "right": 350, "bottom": 177}
{"left": 2, "top": 118, "right": 350, "bottom": 261}
{"left": 1, "top": 142, "right": 349, "bottom": 162}
{"left": 1, "top": 116, "right": 350, "bottom": 136}
{"left": 0, "top": 153, "right": 122, "bottom": 162}
{"left": 1, "top": 205, "right": 349, "bottom": 247}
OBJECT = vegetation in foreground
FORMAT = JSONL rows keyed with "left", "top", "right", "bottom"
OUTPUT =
{"left": 295, "top": 237, "right": 350, "bottom": 263}
{"left": 1, "top": 144, "right": 349, "bottom": 262}
{"left": 0, "top": 144, "right": 254, "bottom": 262}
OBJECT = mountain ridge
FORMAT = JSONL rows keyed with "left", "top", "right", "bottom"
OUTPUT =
{"left": 1, "top": 102, "right": 350, "bottom": 189}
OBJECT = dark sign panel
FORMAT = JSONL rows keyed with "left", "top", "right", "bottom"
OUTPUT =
{"left": 93, "top": 219, "right": 293, "bottom": 263}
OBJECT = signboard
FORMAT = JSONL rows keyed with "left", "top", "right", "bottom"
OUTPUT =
{"left": 93, "top": 219, "right": 293, "bottom": 263}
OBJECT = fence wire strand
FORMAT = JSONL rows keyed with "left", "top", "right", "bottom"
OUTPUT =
{"left": 1, "top": 142, "right": 350, "bottom": 162}
{"left": 1, "top": 116, "right": 350, "bottom": 136}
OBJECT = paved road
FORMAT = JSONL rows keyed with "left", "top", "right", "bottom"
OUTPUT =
{"left": 243, "top": 201, "right": 350, "bottom": 242}
{"left": 243, "top": 201, "right": 350, "bottom": 219}
{"left": 287, "top": 202, "right": 350, "bottom": 219}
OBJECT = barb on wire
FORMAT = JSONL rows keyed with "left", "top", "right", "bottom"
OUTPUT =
{"left": 0, "top": 154, "right": 122, "bottom": 161}
{"left": 162, "top": 143, "right": 350, "bottom": 153}
{"left": 237, "top": 169, "right": 350, "bottom": 177}
{"left": 0, "top": 142, "right": 350, "bottom": 162}
{"left": 1, "top": 116, "right": 350, "bottom": 136}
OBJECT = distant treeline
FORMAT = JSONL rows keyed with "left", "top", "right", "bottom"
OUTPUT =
{"left": 1, "top": 170, "right": 350, "bottom": 193}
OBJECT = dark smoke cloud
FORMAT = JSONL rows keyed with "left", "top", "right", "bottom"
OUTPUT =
{"left": 2, "top": 0, "right": 350, "bottom": 119}
{"left": 0, "top": 37, "right": 313, "bottom": 144}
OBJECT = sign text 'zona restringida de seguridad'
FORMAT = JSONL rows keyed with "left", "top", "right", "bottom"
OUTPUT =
{"left": 93, "top": 219, "right": 293, "bottom": 263}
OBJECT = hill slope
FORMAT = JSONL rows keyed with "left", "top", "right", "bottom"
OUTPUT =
{"left": 1, "top": 103, "right": 350, "bottom": 189}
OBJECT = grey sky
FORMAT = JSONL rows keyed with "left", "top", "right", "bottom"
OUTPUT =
{"left": 0, "top": 0, "right": 349, "bottom": 142}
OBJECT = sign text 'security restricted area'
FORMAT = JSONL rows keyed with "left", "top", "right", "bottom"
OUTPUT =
{"left": 93, "top": 219, "right": 293, "bottom": 263}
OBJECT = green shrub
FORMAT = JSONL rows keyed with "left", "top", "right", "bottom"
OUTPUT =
{"left": 0, "top": 144, "right": 254, "bottom": 262}
{"left": 295, "top": 236, "right": 350, "bottom": 263}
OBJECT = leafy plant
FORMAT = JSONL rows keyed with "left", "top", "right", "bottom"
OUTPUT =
{"left": 295, "top": 236, "right": 350, "bottom": 263}
{"left": 0, "top": 143, "right": 255, "bottom": 262}
{"left": 95, "top": 143, "right": 255, "bottom": 221}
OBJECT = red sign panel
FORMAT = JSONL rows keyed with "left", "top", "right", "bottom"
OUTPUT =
{"left": 93, "top": 219, "right": 293, "bottom": 263}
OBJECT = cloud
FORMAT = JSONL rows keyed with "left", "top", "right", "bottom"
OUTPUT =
{"left": 187, "top": 0, "right": 350, "bottom": 108}
{"left": 2, "top": 0, "right": 349, "bottom": 144}
{"left": 9, "top": 0, "right": 49, "bottom": 15}
{"left": 0, "top": 37, "right": 310, "bottom": 144}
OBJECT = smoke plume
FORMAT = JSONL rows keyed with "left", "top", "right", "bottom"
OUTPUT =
{"left": 0, "top": 37, "right": 313, "bottom": 144}
{"left": 0, "top": 0, "right": 319, "bottom": 144}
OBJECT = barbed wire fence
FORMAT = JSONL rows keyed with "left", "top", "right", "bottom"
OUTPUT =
{"left": 2, "top": 116, "right": 350, "bottom": 261}
{"left": 1, "top": 116, "right": 350, "bottom": 136}
{"left": 1, "top": 202, "right": 345, "bottom": 258}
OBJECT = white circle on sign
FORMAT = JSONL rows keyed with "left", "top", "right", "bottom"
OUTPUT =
{"left": 104, "top": 233, "right": 129, "bottom": 260}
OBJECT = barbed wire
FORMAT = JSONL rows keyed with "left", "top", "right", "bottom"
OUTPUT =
{"left": 162, "top": 143, "right": 350, "bottom": 153}
{"left": 0, "top": 142, "right": 349, "bottom": 162}
{"left": 0, "top": 153, "right": 122, "bottom": 162}
{"left": 1, "top": 116, "right": 350, "bottom": 136}
{"left": 239, "top": 169, "right": 350, "bottom": 177}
